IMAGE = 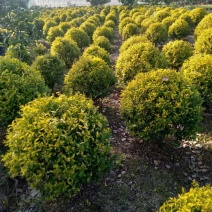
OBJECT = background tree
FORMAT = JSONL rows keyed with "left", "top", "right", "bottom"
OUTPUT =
{"left": 119, "top": 0, "right": 137, "bottom": 6}
{"left": 87, "top": 0, "right": 111, "bottom": 6}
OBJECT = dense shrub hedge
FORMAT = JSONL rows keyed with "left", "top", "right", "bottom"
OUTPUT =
{"left": 162, "top": 40, "right": 193, "bottom": 69}
{"left": 145, "top": 22, "right": 168, "bottom": 44}
{"left": 93, "top": 36, "right": 112, "bottom": 53}
{"left": 168, "top": 19, "right": 190, "bottom": 39}
{"left": 120, "top": 69, "right": 203, "bottom": 144}
{"left": 116, "top": 42, "right": 167, "bottom": 84}
{"left": 119, "top": 35, "right": 150, "bottom": 54}
{"left": 83, "top": 45, "right": 110, "bottom": 64}
{"left": 2, "top": 94, "right": 114, "bottom": 201}
{"left": 189, "top": 7, "right": 207, "bottom": 26}
{"left": 65, "top": 28, "right": 90, "bottom": 49}
{"left": 121, "top": 23, "right": 140, "bottom": 40}
{"left": 50, "top": 37, "right": 80, "bottom": 68}
{"left": 181, "top": 54, "right": 212, "bottom": 107}
{"left": 32, "top": 54, "right": 67, "bottom": 89}
{"left": 0, "top": 57, "right": 49, "bottom": 127}
{"left": 158, "top": 183, "right": 212, "bottom": 211}
{"left": 46, "top": 26, "right": 64, "bottom": 43}
{"left": 194, "top": 13, "right": 212, "bottom": 37}
{"left": 63, "top": 56, "right": 116, "bottom": 99}
{"left": 194, "top": 28, "right": 212, "bottom": 54}
{"left": 92, "top": 26, "right": 114, "bottom": 43}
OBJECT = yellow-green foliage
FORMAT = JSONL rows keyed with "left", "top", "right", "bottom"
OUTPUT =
{"left": 33, "top": 41, "right": 49, "bottom": 57}
{"left": 104, "top": 20, "right": 116, "bottom": 30}
{"left": 153, "top": 10, "right": 170, "bottom": 22}
{"left": 189, "top": 7, "right": 207, "bottom": 26}
{"left": 120, "top": 69, "right": 202, "bottom": 143}
{"left": 5, "top": 44, "right": 34, "bottom": 65}
{"left": 105, "top": 13, "right": 117, "bottom": 25}
{"left": 141, "top": 18, "right": 157, "bottom": 33}
{"left": 2, "top": 94, "right": 113, "bottom": 201}
{"left": 134, "top": 15, "right": 146, "bottom": 26}
{"left": 145, "top": 22, "right": 168, "bottom": 45}
{"left": 161, "top": 16, "right": 176, "bottom": 29}
{"left": 65, "top": 28, "right": 90, "bottom": 49}
{"left": 194, "top": 13, "right": 212, "bottom": 38}
{"left": 79, "top": 22, "right": 96, "bottom": 38}
{"left": 119, "top": 17, "right": 135, "bottom": 35}
{"left": 87, "top": 16, "right": 101, "bottom": 27}
{"left": 32, "top": 54, "right": 67, "bottom": 88}
{"left": 162, "top": 40, "right": 193, "bottom": 69}
{"left": 119, "top": 35, "right": 150, "bottom": 53}
{"left": 181, "top": 54, "right": 212, "bottom": 107}
{"left": 121, "top": 23, "right": 140, "bottom": 40}
{"left": 43, "top": 20, "right": 58, "bottom": 36}
{"left": 83, "top": 45, "right": 110, "bottom": 64}
{"left": 50, "top": 37, "right": 80, "bottom": 68}
{"left": 63, "top": 56, "right": 116, "bottom": 99}
{"left": 179, "top": 12, "right": 194, "bottom": 28}
{"left": 116, "top": 42, "right": 167, "bottom": 84}
{"left": 0, "top": 57, "right": 49, "bottom": 127}
{"left": 46, "top": 26, "right": 64, "bottom": 43}
{"left": 58, "top": 22, "right": 73, "bottom": 34}
{"left": 168, "top": 19, "right": 190, "bottom": 39}
{"left": 158, "top": 183, "right": 212, "bottom": 211}
{"left": 92, "top": 26, "right": 114, "bottom": 43}
{"left": 194, "top": 28, "right": 212, "bottom": 54}
{"left": 93, "top": 36, "right": 112, "bottom": 53}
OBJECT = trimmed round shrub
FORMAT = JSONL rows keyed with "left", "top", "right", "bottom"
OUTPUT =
{"left": 32, "top": 54, "right": 67, "bottom": 89}
{"left": 145, "top": 22, "right": 168, "bottom": 44}
{"left": 0, "top": 57, "right": 49, "bottom": 127}
{"left": 119, "top": 12, "right": 128, "bottom": 22}
{"left": 63, "top": 56, "right": 116, "bottom": 99}
{"left": 83, "top": 45, "right": 110, "bottom": 64}
{"left": 181, "top": 54, "right": 212, "bottom": 107}
{"left": 120, "top": 69, "right": 203, "bottom": 143}
{"left": 168, "top": 19, "right": 190, "bottom": 39}
{"left": 104, "top": 20, "right": 116, "bottom": 30}
{"left": 92, "top": 26, "right": 114, "bottom": 43}
{"left": 105, "top": 13, "right": 117, "bottom": 25}
{"left": 116, "top": 42, "right": 168, "bottom": 84}
{"left": 65, "top": 28, "right": 90, "bottom": 49}
{"left": 121, "top": 23, "right": 140, "bottom": 40}
{"left": 161, "top": 16, "right": 176, "bottom": 29}
{"left": 189, "top": 7, "right": 207, "bottom": 26}
{"left": 93, "top": 36, "right": 112, "bottom": 53}
{"left": 134, "top": 15, "right": 146, "bottom": 25}
{"left": 159, "top": 184, "right": 212, "bottom": 211}
{"left": 33, "top": 18, "right": 45, "bottom": 32}
{"left": 119, "top": 17, "right": 135, "bottom": 35}
{"left": 2, "top": 94, "right": 113, "bottom": 201}
{"left": 162, "top": 40, "right": 193, "bottom": 69}
{"left": 50, "top": 37, "right": 80, "bottom": 68}
{"left": 87, "top": 16, "right": 101, "bottom": 27}
{"left": 153, "top": 10, "right": 170, "bottom": 22}
{"left": 58, "top": 22, "right": 73, "bottom": 34}
{"left": 179, "top": 12, "right": 194, "bottom": 28}
{"left": 79, "top": 22, "right": 96, "bottom": 38}
{"left": 194, "top": 28, "right": 212, "bottom": 54}
{"left": 141, "top": 18, "right": 156, "bottom": 33}
{"left": 43, "top": 20, "right": 58, "bottom": 36}
{"left": 119, "top": 35, "right": 150, "bottom": 53}
{"left": 194, "top": 13, "right": 212, "bottom": 38}
{"left": 46, "top": 26, "right": 64, "bottom": 43}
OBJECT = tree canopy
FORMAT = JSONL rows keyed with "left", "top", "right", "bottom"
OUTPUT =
{"left": 87, "top": 0, "right": 111, "bottom": 6}
{"left": 119, "top": 0, "right": 137, "bottom": 6}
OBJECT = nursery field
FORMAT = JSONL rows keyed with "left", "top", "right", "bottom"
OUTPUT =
{"left": 0, "top": 3, "right": 212, "bottom": 211}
